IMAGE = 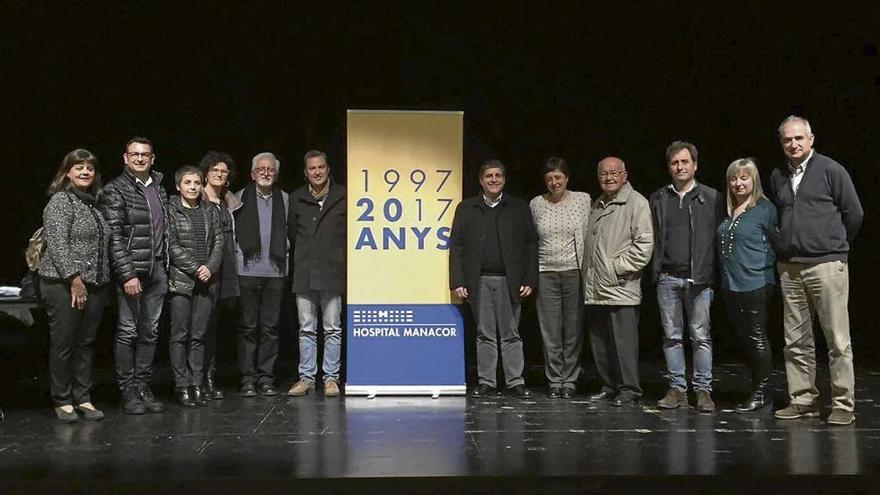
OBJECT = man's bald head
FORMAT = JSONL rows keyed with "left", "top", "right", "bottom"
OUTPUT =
{"left": 597, "top": 156, "right": 628, "bottom": 195}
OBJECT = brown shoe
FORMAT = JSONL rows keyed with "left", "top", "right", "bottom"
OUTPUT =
{"left": 324, "top": 380, "right": 341, "bottom": 397}
{"left": 657, "top": 388, "right": 689, "bottom": 409}
{"left": 695, "top": 391, "right": 715, "bottom": 413}
{"left": 774, "top": 402, "right": 820, "bottom": 419}
{"left": 287, "top": 380, "right": 313, "bottom": 397}
{"left": 826, "top": 408, "right": 855, "bottom": 426}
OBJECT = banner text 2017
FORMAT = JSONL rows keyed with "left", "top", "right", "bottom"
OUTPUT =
{"left": 353, "top": 167, "right": 454, "bottom": 251}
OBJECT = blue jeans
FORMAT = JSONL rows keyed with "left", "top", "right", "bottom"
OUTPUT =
{"left": 657, "top": 275, "right": 714, "bottom": 392}
{"left": 114, "top": 266, "right": 168, "bottom": 392}
{"left": 296, "top": 291, "right": 342, "bottom": 383}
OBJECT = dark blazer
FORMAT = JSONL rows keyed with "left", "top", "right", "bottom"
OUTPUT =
{"left": 648, "top": 182, "right": 723, "bottom": 285}
{"left": 449, "top": 193, "right": 539, "bottom": 302}
{"left": 769, "top": 151, "right": 863, "bottom": 263}
{"left": 166, "top": 195, "right": 223, "bottom": 296}
{"left": 103, "top": 169, "right": 168, "bottom": 284}
{"left": 287, "top": 182, "right": 347, "bottom": 294}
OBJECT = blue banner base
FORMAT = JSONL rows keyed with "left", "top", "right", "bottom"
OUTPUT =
{"left": 346, "top": 303, "right": 465, "bottom": 390}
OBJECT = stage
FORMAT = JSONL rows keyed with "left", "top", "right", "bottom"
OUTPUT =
{"left": 0, "top": 362, "right": 878, "bottom": 494}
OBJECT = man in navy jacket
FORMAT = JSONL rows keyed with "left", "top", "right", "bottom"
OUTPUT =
{"left": 770, "top": 115, "right": 863, "bottom": 426}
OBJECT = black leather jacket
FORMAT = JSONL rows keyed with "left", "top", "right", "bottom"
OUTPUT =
{"left": 648, "top": 182, "right": 723, "bottom": 285}
{"left": 102, "top": 169, "right": 169, "bottom": 284}
{"left": 166, "top": 195, "right": 223, "bottom": 296}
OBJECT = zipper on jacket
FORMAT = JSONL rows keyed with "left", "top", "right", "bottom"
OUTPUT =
{"left": 125, "top": 230, "right": 135, "bottom": 252}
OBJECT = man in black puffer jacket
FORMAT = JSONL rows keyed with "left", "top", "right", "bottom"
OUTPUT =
{"left": 103, "top": 136, "right": 169, "bottom": 415}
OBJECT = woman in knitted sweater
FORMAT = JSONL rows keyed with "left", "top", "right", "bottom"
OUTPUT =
{"left": 529, "top": 157, "right": 591, "bottom": 398}
{"left": 39, "top": 149, "right": 110, "bottom": 422}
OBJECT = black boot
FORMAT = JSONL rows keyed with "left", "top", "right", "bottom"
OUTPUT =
{"left": 177, "top": 388, "right": 197, "bottom": 408}
{"left": 206, "top": 371, "right": 224, "bottom": 400}
{"left": 736, "top": 381, "right": 772, "bottom": 412}
{"left": 191, "top": 386, "right": 209, "bottom": 407}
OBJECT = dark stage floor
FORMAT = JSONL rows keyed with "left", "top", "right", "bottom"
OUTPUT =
{"left": 1, "top": 363, "right": 879, "bottom": 494}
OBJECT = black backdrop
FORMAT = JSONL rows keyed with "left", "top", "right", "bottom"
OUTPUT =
{"left": 3, "top": 2, "right": 878, "bottom": 366}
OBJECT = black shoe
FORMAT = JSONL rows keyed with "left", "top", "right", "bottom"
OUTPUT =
{"left": 589, "top": 390, "right": 616, "bottom": 401}
{"left": 121, "top": 387, "right": 145, "bottom": 415}
{"left": 471, "top": 384, "right": 496, "bottom": 397}
{"left": 510, "top": 385, "right": 533, "bottom": 399}
{"left": 612, "top": 394, "right": 639, "bottom": 407}
{"left": 259, "top": 383, "right": 278, "bottom": 396}
{"left": 191, "top": 386, "right": 209, "bottom": 407}
{"left": 137, "top": 386, "right": 164, "bottom": 413}
{"left": 206, "top": 374, "right": 224, "bottom": 400}
{"left": 240, "top": 383, "right": 257, "bottom": 397}
{"left": 736, "top": 388, "right": 772, "bottom": 412}
{"left": 548, "top": 388, "right": 562, "bottom": 399}
{"left": 74, "top": 403, "right": 105, "bottom": 421}
{"left": 562, "top": 388, "right": 576, "bottom": 399}
{"left": 177, "top": 388, "right": 197, "bottom": 408}
{"left": 54, "top": 406, "right": 78, "bottom": 423}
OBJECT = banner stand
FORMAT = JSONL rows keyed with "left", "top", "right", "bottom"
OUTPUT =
{"left": 345, "top": 386, "right": 467, "bottom": 400}
{"left": 345, "top": 110, "right": 465, "bottom": 397}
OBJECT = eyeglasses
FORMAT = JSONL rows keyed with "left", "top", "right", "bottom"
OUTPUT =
{"left": 127, "top": 151, "right": 154, "bottom": 159}
{"left": 208, "top": 168, "right": 230, "bottom": 176}
{"left": 598, "top": 170, "right": 625, "bottom": 178}
{"left": 253, "top": 167, "right": 277, "bottom": 176}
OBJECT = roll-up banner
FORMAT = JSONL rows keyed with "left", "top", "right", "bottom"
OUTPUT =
{"left": 346, "top": 110, "right": 465, "bottom": 397}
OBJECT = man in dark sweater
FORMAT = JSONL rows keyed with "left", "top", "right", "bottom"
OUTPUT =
{"left": 648, "top": 141, "right": 723, "bottom": 413}
{"left": 770, "top": 116, "right": 863, "bottom": 426}
{"left": 450, "top": 160, "right": 538, "bottom": 399}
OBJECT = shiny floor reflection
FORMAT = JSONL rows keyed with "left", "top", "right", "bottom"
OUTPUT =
{"left": 1, "top": 363, "right": 879, "bottom": 486}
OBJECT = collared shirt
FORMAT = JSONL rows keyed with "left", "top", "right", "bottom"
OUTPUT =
{"left": 135, "top": 175, "right": 154, "bottom": 187}
{"left": 667, "top": 180, "right": 697, "bottom": 207}
{"left": 483, "top": 192, "right": 503, "bottom": 208}
{"left": 789, "top": 150, "right": 814, "bottom": 196}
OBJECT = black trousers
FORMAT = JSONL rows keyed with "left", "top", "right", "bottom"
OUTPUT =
{"left": 586, "top": 304, "right": 641, "bottom": 398}
{"left": 40, "top": 279, "right": 107, "bottom": 406}
{"left": 723, "top": 286, "right": 774, "bottom": 390}
{"left": 205, "top": 297, "right": 233, "bottom": 378}
{"left": 236, "top": 276, "right": 284, "bottom": 385}
{"left": 169, "top": 287, "right": 217, "bottom": 389}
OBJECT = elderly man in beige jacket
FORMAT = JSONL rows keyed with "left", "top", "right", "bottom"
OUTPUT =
{"left": 582, "top": 156, "right": 654, "bottom": 406}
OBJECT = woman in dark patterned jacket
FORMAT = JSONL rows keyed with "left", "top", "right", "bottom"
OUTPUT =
{"left": 39, "top": 149, "right": 110, "bottom": 422}
{"left": 166, "top": 166, "right": 223, "bottom": 407}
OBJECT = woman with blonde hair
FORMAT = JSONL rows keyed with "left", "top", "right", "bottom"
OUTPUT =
{"left": 717, "top": 158, "right": 777, "bottom": 412}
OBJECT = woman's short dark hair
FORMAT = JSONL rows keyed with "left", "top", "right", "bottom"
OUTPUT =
{"left": 198, "top": 150, "right": 237, "bottom": 186}
{"left": 175, "top": 165, "right": 203, "bottom": 186}
{"left": 543, "top": 156, "right": 569, "bottom": 177}
{"left": 47, "top": 148, "right": 103, "bottom": 196}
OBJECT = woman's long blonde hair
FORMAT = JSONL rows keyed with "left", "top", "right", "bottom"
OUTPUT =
{"left": 725, "top": 158, "right": 766, "bottom": 216}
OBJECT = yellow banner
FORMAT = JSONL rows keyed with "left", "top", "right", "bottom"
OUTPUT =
{"left": 346, "top": 110, "right": 463, "bottom": 304}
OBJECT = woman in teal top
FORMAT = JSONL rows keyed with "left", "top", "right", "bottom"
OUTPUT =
{"left": 717, "top": 158, "right": 777, "bottom": 412}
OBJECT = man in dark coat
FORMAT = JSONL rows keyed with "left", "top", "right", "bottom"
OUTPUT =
{"left": 648, "top": 141, "right": 723, "bottom": 413}
{"left": 103, "top": 136, "right": 169, "bottom": 415}
{"left": 286, "top": 150, "right": 346, "bottom": 398}
{"left": 450, "top": 159, "right": 538, "bottom": 398}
